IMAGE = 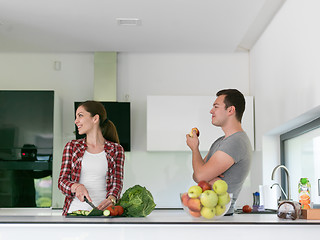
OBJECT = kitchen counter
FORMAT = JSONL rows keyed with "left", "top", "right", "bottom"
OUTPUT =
{"left": 0, "top": 208, "right": 319, "bottom": 224}
{"left": 0, "top": 160, "right": 52, "bottom": 170}
{"left": 1, "top": 209, "right": 320, "bottom": 239}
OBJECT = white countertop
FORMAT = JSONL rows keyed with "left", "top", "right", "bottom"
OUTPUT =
{"left": 2, "top": 209, "right": 320, "bottom": 240}
{"left": 0, "top": 208, "right": 319, "bottom": 224}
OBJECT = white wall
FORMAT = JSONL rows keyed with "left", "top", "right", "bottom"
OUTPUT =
{"left": 117, "top": 53, "right": 255, "bottom": 208}
{"left": 0, "top": 53, "right": 94, "bottom": 207}
{"left": 250, "top": 0, "right": 320, "bottom": 187}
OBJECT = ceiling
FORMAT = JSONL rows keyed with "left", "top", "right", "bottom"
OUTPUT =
{"left": 0, "top": 0, "right": 286, "bottom": 53}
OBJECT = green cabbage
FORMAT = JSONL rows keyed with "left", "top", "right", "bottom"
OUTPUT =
{"left": 118, "top": 185, "right": 156, "bottom": 217}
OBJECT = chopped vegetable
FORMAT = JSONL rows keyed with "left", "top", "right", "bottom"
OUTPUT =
{"left": 81, "top": 210, "right": 86, "bottom": 215}
{"left": 70, "top": 210, "right": 90, "bottom": 216}
{"left": 88, "top": 208, "right": 103, "bottom": 216}
{"left": 74, "top": 210, "right": 81, "bottom": 215}
{"left": 103, "top": 210, "right": 111, "bottom": 216}
{"left": 118, "top": 185, "right": 156, "bottom": 217}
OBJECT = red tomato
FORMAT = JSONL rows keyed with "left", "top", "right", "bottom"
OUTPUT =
{"left": 242, "top": 205, "right": 252, "bottom": 213}
{"left": 107, "top": 206, "right": 118, "bottom": 216}
{"left": 115, "top": 206, "right": 124, "bottom": 216}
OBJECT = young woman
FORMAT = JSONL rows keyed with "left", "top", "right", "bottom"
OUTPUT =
{"left": 58, "top": 100, "right": 125, "bottom": 216}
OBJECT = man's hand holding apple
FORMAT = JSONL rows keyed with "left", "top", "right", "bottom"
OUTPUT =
{"left": 186, "top": 131, "right": 199, "bottom": 151}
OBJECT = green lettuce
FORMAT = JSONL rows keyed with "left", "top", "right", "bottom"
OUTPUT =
{"left": 118, "top": 185, "right": 156, "bottom": 217}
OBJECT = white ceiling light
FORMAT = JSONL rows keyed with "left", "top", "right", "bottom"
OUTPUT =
{"left": 116, "top": 18, "right": 141, "bottom": 26}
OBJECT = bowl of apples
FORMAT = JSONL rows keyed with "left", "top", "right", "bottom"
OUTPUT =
{"left": 180, "top": 180, "right": 232, "bottom": 219}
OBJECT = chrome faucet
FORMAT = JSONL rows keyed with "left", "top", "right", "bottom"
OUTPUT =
{"left": 271, "top": 165, "right": 291, "bottom": 200}
{"left": 270, "top": 183, "right": 288, "bottom": 200}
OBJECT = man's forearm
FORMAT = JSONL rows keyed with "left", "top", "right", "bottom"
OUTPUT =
{"left": 192, "top": 148, "right": 204, "bottom": 180}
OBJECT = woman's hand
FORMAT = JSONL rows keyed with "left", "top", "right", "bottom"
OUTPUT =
{"left": 97, "top": 196, "right": 117, "bottom": 211}
{"left": 71, "top": 183, "right": 91, "bottom": 202}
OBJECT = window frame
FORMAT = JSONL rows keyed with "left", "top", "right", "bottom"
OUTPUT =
{"left": 280, "top": 117, "right": 320, "bottom": 199}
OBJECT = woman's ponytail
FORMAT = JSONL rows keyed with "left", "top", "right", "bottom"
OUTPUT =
{"left": 100, "top": 118, "right": 120, "bottom": 144}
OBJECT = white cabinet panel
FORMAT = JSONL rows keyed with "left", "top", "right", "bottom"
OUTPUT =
{"left": 147, "top": 96, "right": 254, "bottom": 151}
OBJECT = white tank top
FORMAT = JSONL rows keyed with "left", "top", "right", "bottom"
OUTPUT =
{"left": 68, "top": 150, "right": 108, "bottom": 213}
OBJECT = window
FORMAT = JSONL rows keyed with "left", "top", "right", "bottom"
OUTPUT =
{"left": 35, "top": 176, "right": 52, "bottom": 207}
{"left": 280, "top": 118, "right": 320, "bottom": 205}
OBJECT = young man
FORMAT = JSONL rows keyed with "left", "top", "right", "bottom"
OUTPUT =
{"left": 186, "top": 89, "right": 252, "bottom": 215}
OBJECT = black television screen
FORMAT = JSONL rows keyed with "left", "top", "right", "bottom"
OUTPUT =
{"left": 0, "top": 90, "right": 54, "bottom": 160}
{"left": 74, "top": 101, "right": 131, "bottom": 151}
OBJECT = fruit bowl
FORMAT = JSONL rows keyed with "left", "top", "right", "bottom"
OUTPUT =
{"left": 180, "top": 192, "right": 232, "bottom": 220}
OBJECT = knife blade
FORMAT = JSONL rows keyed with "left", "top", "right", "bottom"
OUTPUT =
{"left": 83, "top": 196, "right": 104, "bottom": 216}
{"left": 84, "top": 196, "right": 96, "bottom": 209}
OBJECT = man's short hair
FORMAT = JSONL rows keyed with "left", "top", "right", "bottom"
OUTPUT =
{"left": 216, "top": 89, "right": 245, "bottom": 122}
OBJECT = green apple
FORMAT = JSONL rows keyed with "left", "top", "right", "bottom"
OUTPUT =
{"left": 200, "top": 206, "right": 216, "bottom": 219}
{"left": 218, "top": 192, "right": 230, "bottom": 206}
{"left": 213, "top": 180, "right": 228, "bottom": 195}
{"left": 188, "top": 185, "right": 202, "bottom": 198}
{"left": 215, "top": 204, "right": 226, "bottom": 216}
{"left": 200, "top": 190, "right": 218, "bottom": 208}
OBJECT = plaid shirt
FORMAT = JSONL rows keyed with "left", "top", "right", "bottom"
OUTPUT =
{"left": 58, "top": 138, "right": 125, "bottom": 215}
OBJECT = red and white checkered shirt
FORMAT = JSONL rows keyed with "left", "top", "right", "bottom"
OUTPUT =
{"left": 58, "top": 138, "right": 125, "bottom": 215}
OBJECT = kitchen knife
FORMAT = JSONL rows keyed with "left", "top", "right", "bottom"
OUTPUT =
{"left": 84, "top": 196, "right": 96, "bottom": 208}
{"left": 84, "top": 196, "right": 103, "bottom": 216}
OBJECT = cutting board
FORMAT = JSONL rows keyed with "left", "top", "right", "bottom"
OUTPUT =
{"left": 301, "top": 209, "right": 320, "bottom": 219}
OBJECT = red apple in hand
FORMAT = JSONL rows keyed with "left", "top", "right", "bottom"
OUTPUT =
{"left": 189, "top": 127, "right": 200, "bottom": 137}
{"left": 198, "top": 180, "right": 212, "bottom": 192}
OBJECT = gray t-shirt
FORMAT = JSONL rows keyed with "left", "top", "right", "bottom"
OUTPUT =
{"left": 206, "top": 131, "right": 252, "bottom": 214}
